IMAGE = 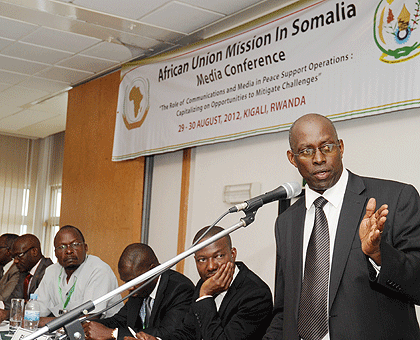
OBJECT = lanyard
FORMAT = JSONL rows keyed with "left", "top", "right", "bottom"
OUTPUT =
{"left": 58, "top": 267, "right": 77, "bottom": 309}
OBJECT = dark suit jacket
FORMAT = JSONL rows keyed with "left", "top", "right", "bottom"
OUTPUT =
{"left": 4, "top": 257, "right": 53, "bottom": 309}
{"left": 264, "top": 171, "right": 420, "bottom": 340}
{"left": 168, "top": 262, "right": 273, "bottom": 340}
{"left": 97, "top": 269, "right": 194, "bottom": 340}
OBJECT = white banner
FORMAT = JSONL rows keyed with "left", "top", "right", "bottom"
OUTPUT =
{"left": 112, "top": 0, "right": 420, "bottom": 161}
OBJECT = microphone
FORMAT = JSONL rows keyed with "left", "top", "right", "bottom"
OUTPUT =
{"left": 231, "top": 182, "right": 302, "bottom": 213}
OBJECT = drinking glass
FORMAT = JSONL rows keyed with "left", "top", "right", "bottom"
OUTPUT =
{"left": 9, "top": 298, "right": 24, "bottom": 334}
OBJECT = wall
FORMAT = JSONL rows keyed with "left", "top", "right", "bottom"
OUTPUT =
{"left": 61, "top": 70, "right": 145, "bottom": 278}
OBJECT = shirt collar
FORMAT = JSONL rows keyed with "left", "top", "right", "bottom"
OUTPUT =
{"left": 60, "top": 255, "right": 88, "bottom": 281}
{"left": 3, "top": 259, "right": 13, "bottom": 273}
{"left": 149, "top": 275, "right": 161, "bottom": 300}
{"left": 29, "top": 258, "right": 42, "bottom": 276}
{"left": 305, "top": 168, "right": 349, "bottom": 209}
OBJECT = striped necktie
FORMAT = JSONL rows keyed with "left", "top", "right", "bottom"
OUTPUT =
{"left": 298, "top": 196, "right": 330, "bottom": 340}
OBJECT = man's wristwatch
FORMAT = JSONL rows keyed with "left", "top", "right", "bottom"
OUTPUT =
{"left": 111, "top": 328, "right": 118, "bottom": 340}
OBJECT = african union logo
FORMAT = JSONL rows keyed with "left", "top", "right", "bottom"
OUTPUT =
{"left": 374, "top": 0, "right": 420, "bottom": 63}
{"left": 122, "top": 76, "right": 150, "bottom": 130}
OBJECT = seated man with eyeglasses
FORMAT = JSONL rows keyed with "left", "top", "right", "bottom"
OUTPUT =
{"left": 35, "top": 225, "right": 124, "bottom": 326}
{"left": 0, "top": 234, "right": 53, "bottom": 322}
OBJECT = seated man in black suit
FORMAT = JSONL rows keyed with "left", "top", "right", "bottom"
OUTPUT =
{"left": 83, "top": 243, "right": 195, "bottom": 340}
{"left": 133, "top": 226, "right": 273, "bottom": 340}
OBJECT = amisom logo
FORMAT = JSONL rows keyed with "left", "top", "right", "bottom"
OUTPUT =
{"left": 122, "top": 77, "right": 150, "bottom": 130}
{"left": 374, "top": 0, "right": 420, "bottom": 63}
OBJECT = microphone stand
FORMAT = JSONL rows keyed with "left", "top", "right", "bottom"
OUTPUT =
{"left": 23, "top": 209, "right": 258, "bottom": 340}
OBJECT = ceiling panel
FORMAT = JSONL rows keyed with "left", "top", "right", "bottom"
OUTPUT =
{"left": 0, "top": 55, "right": 49, "bottom": 75}
{"left": 16, "top": 114, "right": 67, "bottom": 139}
{"left": 181, "top": 0, "right": 267, "bottom": 15}
{"left": 0, "top": 15, "right": 38, "bottom": 40}
{"left": 71, "top": 0, "right": 171, "bottom": 21}
{"left": 0, "top": 105, "right": 21, "bottom": 120}
{"left": 1, "top": 42, "right": 73, "bottom": 64}
{"left": 141, "top": 2, "right": 225, "bottom": 34}
{"left": 0, "top": 0, "right": 300, "bottom": 139}
{"left": 0, "top": 84, "right": 9, "bottom": 92}
{"left": 0, "top": 108, "right": 61, "bottom": 132}
{"left": 57, "top": 55, "right": 117, "bottom": 73}
{"left": 0, "top": 86, "right": 49, "bottom": 108}
{"left": 34, "top": 93, "right": 68, "bottom": 115}
{"left": 0, "top": 37, "right": 14, "bottom": 50}
{"left": 0, "top": 70, "right": 29, "bottom": 85}
{"left": 21, "top": 27, "right": 102, "bottom": 53}
{"left": 35, "top": 66, "right": 93, "bottom": 84}
{"left": 18, "top": 77, "right": 70, "bottom": 94}
{"left": 81, "top": 42, "right": 142, "bottom": 62}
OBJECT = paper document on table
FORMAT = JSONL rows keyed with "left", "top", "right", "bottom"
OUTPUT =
{"left": 0, "top": 321, "right": 9, "bottom": 332}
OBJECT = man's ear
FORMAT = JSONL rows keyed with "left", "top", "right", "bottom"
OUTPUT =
{"left": 31, "top": 247, "right": 40, "bottom": 257}
{"left": 287, "top": 150, "right": 298, "bottom": 168}
{"left": 339, "top": 139, "right": 344, "bottom": 158}
{"left": 231, "top": 247, "right": 237, "bottom": 262}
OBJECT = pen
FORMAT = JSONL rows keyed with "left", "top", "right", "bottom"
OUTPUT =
{"left": 128, "top": 326, "right": 138, "bottom": 339}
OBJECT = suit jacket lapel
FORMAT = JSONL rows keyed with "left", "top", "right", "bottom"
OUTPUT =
{"left": 217, "top": 262, "right": 247, "bottom": 318}
{"left": 290, "top": 198, "right": 306, "bottom": 320}
{"left": 329, "top": 171, "right": 367, "bottom": 308}
{"left": 149, "top": 271, "right": 168, "bottom": 325}
{"left": 29, "top": 257, "right": 44, "bottom": 293}
{"left": 128, "top": 297, "right": 143, "bottom": 327}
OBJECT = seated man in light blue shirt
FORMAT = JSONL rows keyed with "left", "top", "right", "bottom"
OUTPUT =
{"left": 36, "top": 225, "right": 123, "bottom": 326}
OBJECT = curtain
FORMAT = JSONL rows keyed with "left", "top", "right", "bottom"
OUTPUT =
{"left": 0, "top": 135, "right": 33, "bottom": 234}
{"left": 0, "top": 132, "right": 64, "bottom": 258}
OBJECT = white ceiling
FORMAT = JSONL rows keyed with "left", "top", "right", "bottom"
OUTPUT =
{"left": 0, "top": 0, "right": 299, "bottom": 139}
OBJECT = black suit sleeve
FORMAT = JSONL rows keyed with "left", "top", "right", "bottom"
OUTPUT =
{"left": 143, "top": 280, "right": 194, "bottom": 339}
{"left": 375, "top": 184, "right": 420, "bottom": 303}
{"left": 192, "top": 288, "right": 272, "bottom": 340}
{"left": 168, "top": 285, "right": 272, "bottom": 340}
{"left": 97, "top": 302, "right": 131, "bottom": 340}
{"left": 262, "top": 248, "right": 284, "bottom": 340}
{"left": 97, "top": 298, "right": 141, "bottom": 340}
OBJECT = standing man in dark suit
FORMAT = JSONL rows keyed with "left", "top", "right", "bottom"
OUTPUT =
{"left": 0, "top": 234, "right": 53, "bottom": 321}
{"left": 133, "top": 226, "right": 273, "bottom": 340}
{"left": 263, "top": 113, "right": 420, "bottom": 340}
{"left": 83, "top": 243, "right": 194, "bottom": 340}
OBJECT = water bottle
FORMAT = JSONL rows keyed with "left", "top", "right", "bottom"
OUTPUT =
{"left": 24, "top": 294, "right": 40, "bottom": 330}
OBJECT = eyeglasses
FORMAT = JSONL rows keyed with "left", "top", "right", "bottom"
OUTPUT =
{"left": 12, "top": 247, "right": 34, "bottom": 260}
{"left": 293, "top": 142, "right": 340, "bottom": 159}
{"left": 55, "top": 242, "right": 84, "bottom": 252}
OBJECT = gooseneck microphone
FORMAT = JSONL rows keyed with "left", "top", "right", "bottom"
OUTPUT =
{"left": 230, "top": 181, "right": 302, "bottom": 213}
